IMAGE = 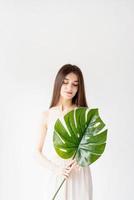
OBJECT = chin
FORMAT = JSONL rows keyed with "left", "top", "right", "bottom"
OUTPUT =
{"left": 64, "top": 96, "right": 73, "bottom": 100}
{"left": 61, "top": 94, "right": 73, "bottom": 100}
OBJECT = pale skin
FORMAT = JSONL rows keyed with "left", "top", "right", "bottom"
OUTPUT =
{"left": 35, "top": 72, "right": 81, "bottom": 180}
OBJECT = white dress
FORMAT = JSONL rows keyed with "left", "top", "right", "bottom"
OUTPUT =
{"left": 42, "top": 106, "right": 93, "bottom": 200}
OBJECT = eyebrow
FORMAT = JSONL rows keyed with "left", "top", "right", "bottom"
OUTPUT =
{"left": 64, "top": 78, "right": 79, "bottom": 82}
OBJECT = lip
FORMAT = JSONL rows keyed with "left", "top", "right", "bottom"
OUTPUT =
{"left": 65, "top": 91, "right": 72, "bottom": 95}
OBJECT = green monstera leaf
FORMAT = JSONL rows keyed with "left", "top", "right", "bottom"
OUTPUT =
{"left": 53, "top": 107, "right": 107, "bottom": 167}
{"left": 52, "top": 107, "right": 108, "bottom": 200}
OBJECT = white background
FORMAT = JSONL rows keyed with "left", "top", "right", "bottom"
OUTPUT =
{"left": 0, "top": 1, "right": 134, "bottom": 200}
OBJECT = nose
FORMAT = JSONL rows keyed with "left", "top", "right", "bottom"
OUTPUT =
{"left": 66, "top": 83, "right": 73, "bottom": 91}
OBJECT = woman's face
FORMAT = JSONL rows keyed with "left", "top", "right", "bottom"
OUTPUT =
{"left": 60, "top": 72, "right": 79, "bottom": 100}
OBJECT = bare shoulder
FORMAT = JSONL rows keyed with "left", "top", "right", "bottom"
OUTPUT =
{"left": 35, "top": 110, "right": 50, "bottom": 153}
{"left": 41, "top": 109, "right": 50, "bottom": 129}
{"left": 42, "top": 110, "right": 49, "bottom": 118}
{"left": 41, "top": 107, "right": 56, "bottom": 122}
{"left": 42, "top": 107, "right": 54, "bottom": 116}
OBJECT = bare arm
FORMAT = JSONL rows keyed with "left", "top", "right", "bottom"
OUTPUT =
{"left": 34, "top": 111, "right": 80, "bottom": 178}
{"left": 34, "top": 111, "right": 59, "bottom": 172}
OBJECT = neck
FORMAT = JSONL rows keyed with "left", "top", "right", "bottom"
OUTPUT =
{"left": 57, "top": 97, "right": 74, "bottom": 111}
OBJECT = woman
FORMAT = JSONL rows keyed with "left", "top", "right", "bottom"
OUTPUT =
{"left": 35, "top": 64, "right": 93, "bottom": 199}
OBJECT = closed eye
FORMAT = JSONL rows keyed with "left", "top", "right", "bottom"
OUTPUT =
{"left": 63, "top": 81, "right": 78, "bottom": 86}
{"left": 73, "top": 84, "right": 78, "bottom": 86}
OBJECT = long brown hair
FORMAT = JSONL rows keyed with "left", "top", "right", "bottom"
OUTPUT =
{"left": 49, "top": 64, "right": 88, "bottom": 108}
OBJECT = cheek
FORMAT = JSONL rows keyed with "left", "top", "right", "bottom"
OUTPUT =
{"left": 73, "top": 87, "right": 78, "bottom": 95}
{"left": 60, "top": 85, "right": 65, "bottom": 94}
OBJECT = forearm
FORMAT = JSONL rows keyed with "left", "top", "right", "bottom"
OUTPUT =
{"left": 34, "top": 150, "right": 59, "bottom": 172}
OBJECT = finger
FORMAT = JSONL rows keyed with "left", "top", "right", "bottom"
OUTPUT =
{"left": 65, "top": 167, "right": 72, "bottom": 173}
{"left": 67, "top": 164, "right": 76, "bottom": 172}
{"left": 65, "top": 161, "right": 78, "bottom": 173}
{"left": 69, "top": 163, "right": 76, "bottom": 168}
{"left": 63, "top": 172, "right": 69, "bottom": 178}
{"left": 71, "top": 162, "right": 78, "bottom": 168}
{"left": 65, "top": 168, "right": 70, "bottom": 173}
{"left": 64, "top": 176, "right": 68, "bottom": 180}
{"left": 65, "top": 167, "right": 69, "bottom": 171}
{"left": 66, "top": 165, "right": 71, "bottom": 169}
{"left": 63, "top": 172, "right": 69, "bottom": 177}
{"left": 65, "top": 169, "right": 70, "bottom": 174}
{"left": 68, "top": 159, "right": 76, "bottom": 166}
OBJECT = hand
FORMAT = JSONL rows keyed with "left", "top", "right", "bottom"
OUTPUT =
{"left": 54, "top": 159, "right": 81, "bottom": 180}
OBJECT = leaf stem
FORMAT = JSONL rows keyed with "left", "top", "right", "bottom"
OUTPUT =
{"left": 52, "top": 178, "right": 66, "bottom": 200}
{"left": 51, "top": 153, "right": 76, "bottom": 200}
